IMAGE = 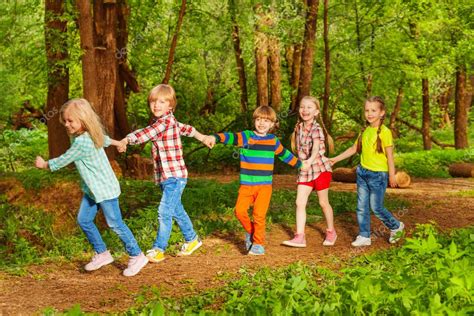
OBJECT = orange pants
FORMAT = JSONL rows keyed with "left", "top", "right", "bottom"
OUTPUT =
{"left": 234, "top": 184, "right": 273, "bottom": 245}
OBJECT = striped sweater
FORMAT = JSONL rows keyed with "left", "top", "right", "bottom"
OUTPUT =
{"left": 214, "top": 130, "right": 302, "bottom": 185}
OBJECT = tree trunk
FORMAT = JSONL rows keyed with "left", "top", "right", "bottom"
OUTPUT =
{"left": 438, "top": 84, "right": 452, "bottom": 128}
{"left": 296, "top": 0, "right": 320, "bottom": 109}
{"left": 255, "top": 25, "right": 268, "bottom": 107}
{"left": 421, "top": 78, "right": 432, "bottom": 150}
{"left": 76, "top": 0, "right": 98, "bottom": 106}
{"left": 290, "top": 44, "right": 302, "bottom": 111}
{"left": 322, "top": 0, "right": 331, "bottom": 130}
{"left": 389, "top": 87, "right": 403, "bottom": 137}
{"left": 229, "top": 0, "right": 248, "bottom": 113}
{"left": 454, "top": 67, "right": 469, "bottom": 149}
{"left": 268, "top": 36, "right": 281, "bottom": 112}
{"left": 45, "top": 0, "right": 70, "bottom": 158}
{"left": 162, "top": 0, "right": 186, "bottom": 84}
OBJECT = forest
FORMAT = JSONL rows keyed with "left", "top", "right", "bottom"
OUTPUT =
{"left": 0, "top": 0, "right": 473, "bottom": 314}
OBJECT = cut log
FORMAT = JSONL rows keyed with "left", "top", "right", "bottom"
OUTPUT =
{"left": 448, "top": 163, "right": 474, "bottom": 178}
{"left": 395, "top": 171, "right": 411, "bottom": 188}
{"left": 125, "top": 154, "right": 154, "bottom": 179}
{"left": 332, "top": 167, "right": 356, "bottom": 183}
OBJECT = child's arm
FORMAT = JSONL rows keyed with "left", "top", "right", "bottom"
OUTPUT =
{"left": 385, "top": 146, "right": 397, "bottom": 187}
{"left": 176, "top": 121, "right": 214, "bottom": 148}
{"left": 36, "top": 138, "right": 85, "bottom": 171}
{"left": 109, "top": 137, "right": 127, "bottom": 153}
{"left": 213, "top": 131, "right": 246, "bottom": 147}
{"left": 305, "top": 138, "right": 321, "bottom": 165}
{"left": 122, "top": 119, "right": 169, "bottom": 146}
{"left": 329, "top": 143, "right": 357, "bottom": 166}
{"left": 274, "top": 139, "right": 302, "bottom": 169}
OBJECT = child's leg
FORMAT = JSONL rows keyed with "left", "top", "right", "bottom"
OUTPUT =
{"left": 100, "top": 198, "right": 142, "bottom": 256}
{"left": 172, "top": 179, "right": 198, "bottom": 242}
{"left": 295, "top": 184, "right": 313, "bottom": 234}
{"left": 77, "top": 195, "right": 107, "bottom": 253}
{"left": 356, "top": 167, "right": 371, "bottom": 237}
{"left": 367, "top": 172, "right": 400, "bottom": 230}
{"left": 252, "top": 185, "right": 273, "bottom": 245}
{"left": 316, "top": 189, "right": 334, "bottom": 231}
{"left": 234, "top": 185, "right": 256, "bottom": 235}
{"left": 153, "top": 178, "right": 183, "bottom": 251}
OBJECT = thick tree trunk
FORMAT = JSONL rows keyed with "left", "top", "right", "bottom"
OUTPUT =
{"left": 229, "top": 0, "right": 248, "bottom": 113}
{"left": 421, "top": 78, "right": 432, "bottom": 150}
{"left": 255, "top": 28, "right": 268, "bottom": 107}
{"left": 296, "top": 0, "right": 320, "bottom": 109}
{"left": 389, "top": 87, "right": 403, "bottom": 137}
{"left": 454, "top": 67, "right": 469, "bottom": 149}
{"left": 45, "top": 0, "right": 70, "bottom": 158}
{"left": 268, "top": 36, "right": 281, "bottom": 112}
{"left": 322, "top": 0, "right": 331, "bottom": 130}
{"left": 76, "top": 0, "right": 98, "bottom": 106}
{"left": 162, "top": 0, "right": 186, "bottom": 84}
{"left": 290, "top": 44, "right": 302, "bottom": 111}
{"left": 438, "top": 84, "right": 452, "bottom": 128}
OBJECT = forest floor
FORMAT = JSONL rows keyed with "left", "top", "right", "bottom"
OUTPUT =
{"left": 0, "top": 175, "right": 473, "bottom": 315}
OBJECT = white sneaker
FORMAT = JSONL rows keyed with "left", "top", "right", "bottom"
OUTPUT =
{"left": 389, "top": 222, "right": 405, "bottom": 244}
{"left": 351, "top": 235, "right": 371, "bottom": 247}
{"left": 123, "top": 252, "right": 148, "bottom": 277}
{"left": 84, "top": 250, "right": 114, "bottom": 271}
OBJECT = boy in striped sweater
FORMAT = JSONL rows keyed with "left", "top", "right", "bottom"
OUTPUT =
{"left": 209, "top": 106, "right": 308, "bottom": 255}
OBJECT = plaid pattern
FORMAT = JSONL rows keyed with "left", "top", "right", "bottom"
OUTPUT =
{"left": 127, "top": 112, "right": 196, "bottom": 183}
{"left": 296, "top": 122, "right": 332, "bottom": 183}
{"left": 48, "top": 133, "right": 120, "bottom": 203}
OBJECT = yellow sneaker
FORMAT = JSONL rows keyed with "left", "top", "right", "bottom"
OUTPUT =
{"left": 146, "top": 248, "right": 165, "bottom": 263}
{"left": 177, "top": 238, "right": 202, "bottom": 256}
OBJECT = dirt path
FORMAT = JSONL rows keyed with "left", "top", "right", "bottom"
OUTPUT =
{"left": 1, "top": 176, "right": 473, "bottom": 315}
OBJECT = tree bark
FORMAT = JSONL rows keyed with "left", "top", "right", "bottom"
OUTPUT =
{"left": 421, "top": 78, "right": 432, "bottom": 150}
{"left": 438, "top": 84, "right": 452, "bottom": 128}
{"left": 229, "top": 0, "right": 248, "bottom": 113}
{"left": 268, "top": 36, "right": 281, "bottom": 112}
{"left": 254, "top": 5, "right": 269, "bottom": 108}
{"left": 45, "top": 0, "right": 70, "bottom": 158}
{"left": 454, "top": 67, "right": 469, "bottom": 149}
{"left": 389, "top": 87, "right": 403, "bottom": 137}
{"left": 322, "top": 0, "right": 331, "bottom": 130}
{"left": 162, "top": 0, "right": 186, "bottom": 84}
{"left": 290, "top": 44, "right": 302, "bottom": 111}
{"left": 296, "top": 0, "right": 320, "bottom": 109}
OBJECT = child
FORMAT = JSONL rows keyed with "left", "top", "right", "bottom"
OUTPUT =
{"left": 282, "top": 96, "right": 336, "bottom": 247}
{"left": 35, "top": 98, "right": 148, "bottom": 277}
{"left": 330, "top": 96, "right": 404, "bottom": 246}
{"left": 120, "top": 84, "right": 212, "bottom": 263}
{"left": 208, "top": 105, "right": 307, "bottom": 255}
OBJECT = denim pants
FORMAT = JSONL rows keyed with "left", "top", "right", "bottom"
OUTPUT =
{"left": 77, "top": 195, "right": 141, "bottom": 256}
{"left": 153, "top": 177, "right": 197, "bottom": 251}
{"left": 356, "top": 166, "right": 400, "bottom": 237}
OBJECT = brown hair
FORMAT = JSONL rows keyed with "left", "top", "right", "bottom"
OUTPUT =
{"left": 148, "top": 84, "right": 177, "bottom": 111}
{"left": 356, "top": 96, "right": 386, "bottom": 154}
{"left": 290, "top": 96, "right": 330, "bottom": 153}
{"left": 60, "top": 98, "right": 106, "bottom": 148}
{"left": 253, "top": 105, "right": 277, "bottom": 122}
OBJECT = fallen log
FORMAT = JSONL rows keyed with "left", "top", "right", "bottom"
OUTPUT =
{"left": 448, "top": 163, "right": 474, "bottom": 178}
{"left": 332, "top": 167, "right": 356, "bottom": 183}
{"left": 395, "top": 171, "right": 411, "bottom": 188}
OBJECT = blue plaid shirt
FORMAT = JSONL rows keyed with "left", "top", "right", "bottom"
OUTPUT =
{"left": 48, "top": 133, "right": 120, "bottom": 203}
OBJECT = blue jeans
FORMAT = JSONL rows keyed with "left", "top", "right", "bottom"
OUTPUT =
{"left": 77, "top": 195, "right": 141, "bottom": 256}
{"left": 153, "top": 177, "right": 197, "bottom": 251}
{"left": 356, "top": 166, "right": 400, "bottom": 237}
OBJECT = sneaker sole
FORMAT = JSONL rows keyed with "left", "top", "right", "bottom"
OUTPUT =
{"left": 177, "top": 241, "right": 203, "bottom": 257}
{"left": 84, "top": 258, "right": 114, "bottom": 272}
{"left": 147, "top": 255, "right": 165, "bottom": 263}
{"left": 248, "top": 251, "right": 265, "bottom": 256}
{"left": 281, "top": 241, "right": 307, "bottom": 248}
{"left": 323, "top": 235, "right": 337, "bottom": 246}
{"left": 351, "top": 242, "right": 371, "bottom": 247}
{"left": 123, "top": 257, "right": 149, "bottom": 277}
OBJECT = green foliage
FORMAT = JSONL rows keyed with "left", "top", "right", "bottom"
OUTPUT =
{"left": 396, "top": 148, "right": 473, "bottom": 178}
{"left": 129, "top": 225, "right": 474, "bottom": 315}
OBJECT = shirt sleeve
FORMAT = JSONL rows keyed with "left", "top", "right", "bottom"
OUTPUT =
{"left": 380, "top": 127, "right": 394, "bottom": 148}
{"left": 104, "top": 135, "right": 112, "bottom": 147}
{"left": 48, "top": 137, "right": 85, "bottom": 171}
{"left": 213, "top": 131, "right": 246, "bottom": 147}
{"left": 176, "top": 121, "right": 197, "bottom": 137}
{"left": 314, "top": 125, "right": 325, "bottom": 142}
{"left": 274, "top": 138, "right": 302, "bottom": 168}
{"left": 127, "top": 118, "right": 169, "bottom": 145}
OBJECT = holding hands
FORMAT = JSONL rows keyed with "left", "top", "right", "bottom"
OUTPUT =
{"left": 202, "top": 135, "right": 216, "bottom": 149}
{"left": 35, "top": 156, "right": 48, "bottom": 169}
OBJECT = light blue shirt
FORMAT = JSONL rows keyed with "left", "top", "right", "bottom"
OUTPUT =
{"left": 48, "top": 133, "right": 120, "bottom": 203}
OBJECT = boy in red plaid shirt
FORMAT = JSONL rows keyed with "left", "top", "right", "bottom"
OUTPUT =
{"left": 120, "top": 84, "right": 214, "bottom": 263}
{"left": 282, "top": 96, "right": 336, "bottom": 248}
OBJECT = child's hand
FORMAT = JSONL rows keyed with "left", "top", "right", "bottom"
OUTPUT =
{"left": 35, "top": 156, "right": 48, "bottom": 169}
{"left": 202, "top": 135, "right": 215, "bottom": 149}
{"left": 329, "top": 158, "right": 336, "bottom": 166}
{"left": 389, "top": 174, "right": 398, "bottom": 188}
{"left": 117, "top": 143, "right": 127, "bottom": 153}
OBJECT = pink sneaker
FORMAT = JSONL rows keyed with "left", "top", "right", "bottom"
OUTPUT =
{"left": 123, "top": 252, "right": 149, "bottom": 277}
{"left": 323, "top": 229, "right": 337, "bottom": 246}
{"left": 282, "top": 233, "right": 306, "bottom": 247}
{"left": 84, "top": 250, "right": 114, "bottom": 271}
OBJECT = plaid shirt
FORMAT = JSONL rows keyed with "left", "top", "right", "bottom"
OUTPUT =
{"left": 296, "top": 121, "right": 332, "bottom": 182}
{"left": 48, "top": 133, "right": 121, "bottom": 203}
{"left": 127, "top": 111, "right": 196, "bottom": 184}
